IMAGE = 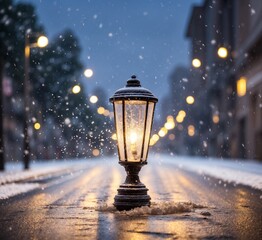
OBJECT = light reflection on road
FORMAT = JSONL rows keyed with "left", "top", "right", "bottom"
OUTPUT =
{"left": 0, "top": 158, "right": 261, "bottom": 239}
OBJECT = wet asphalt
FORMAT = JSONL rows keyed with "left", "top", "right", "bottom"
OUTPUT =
{"left": 0, "top": 158, "right": 261, "bottom": 239}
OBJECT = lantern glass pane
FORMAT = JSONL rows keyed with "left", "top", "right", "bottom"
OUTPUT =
{"left": 114, "top": 101, "right": 125, "bottom": 161}
{"left": 142, "top": 102, "right": 155, "bottom": 161}
{"left": 125, "top": 100, "right": 147, "bottom": 162}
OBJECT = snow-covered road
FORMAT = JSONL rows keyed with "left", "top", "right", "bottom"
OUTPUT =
{"left": 0, "top": 155, "right": 262, "bottom": 239}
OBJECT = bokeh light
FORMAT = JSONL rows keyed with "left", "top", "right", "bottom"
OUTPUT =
{"left": 84, "top": 68, "right": 93, "bottom": 78}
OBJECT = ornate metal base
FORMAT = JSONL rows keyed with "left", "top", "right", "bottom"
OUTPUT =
{"left": 114, "top": 162, "right": 151, "bottom": 211}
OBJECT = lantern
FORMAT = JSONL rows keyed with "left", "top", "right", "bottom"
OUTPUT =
{"left": 110, "top": 75, "right": 158, "bottom": 210}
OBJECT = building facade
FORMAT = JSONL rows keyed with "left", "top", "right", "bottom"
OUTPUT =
{"left": 186, "top": 0, "right": 262, "bottom": 160}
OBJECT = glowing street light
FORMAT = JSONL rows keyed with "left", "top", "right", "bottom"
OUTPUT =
{"left": 158, "top": 127, "right": 167, "bottom": 137}
{"left": 188, "top": 125, "right": 195, "bottom": 136}
{"left": 34, "top": 122, "right": 41, "bottom": 130}
{"left": 178, "top": 110, "right": 186, "bottom": 117}
{"left": 237, "top": 77, "right": 247, "bottom": 97}
{"left": 217, "top": 47, "right": 228, "bottom": 58}
{"left": 212, "top": 114, "right": 220, "bottom": 124}
{"left": 97, "top": 107, "right": 105, "bottom": 114}
{"left": 110, "top": 75, "right": 158, "bottom": 211}
{"left": 23, "top": 32, "right": 48, "bottom": 170}
{"left": 84, "top": 68, "right": 93, "bottom": 78}
{"left": 164, "top": 121, "right": 175, "bottom": 130}
{"left": 72, "top": 85, "right": 81, "bottom": 94}
{"left": 186, "top": 96, "right": 195, "bottom": 105}
{"left": 192, "top": 58, "right": 201, "bottom": 68}
{"left": 89, "top": 95, "right": 98, "bottom": 103}
{"left": 37, "top": 36, "right": 48, "bottom": 48}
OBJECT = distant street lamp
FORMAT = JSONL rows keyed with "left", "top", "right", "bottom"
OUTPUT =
{"left": 186, "top": 95, "right": 195, "bottom": 105}
{"left": 237, "top": 77, "right": 247, "bottom": 97}
{"left": 72, "top": 85, "right": 81, "bottom": 94}
{"left": 110, "top": 75, "right": 158, "bottom": 211}
{"left": 23, "top": 32, "right": 48, "bottom": 170}
{"left": 192, "top": 58, "right": 201, "bottom": 68}
{"left": 84, "top": 68, "right": 93, "bottom": 78}
{"left": 89, "top": 95, "right": 98, "bottom": 103}
{"left": 217, "top": 47, "right": 228, "bottom": 59}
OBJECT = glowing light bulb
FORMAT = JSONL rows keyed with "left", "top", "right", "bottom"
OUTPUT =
{"left": 130, "top": 132, "right": 138, "bottom": 144}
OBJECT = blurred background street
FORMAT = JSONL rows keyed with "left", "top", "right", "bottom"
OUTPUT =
{"left": 0, "top": 0, "right": 262, "bottom": 239}
{"left": 0, "top": 0, "right": 261, "bottom": 167}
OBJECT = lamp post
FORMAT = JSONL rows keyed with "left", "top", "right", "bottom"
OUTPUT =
{"left": 23, "top": 32, "right": 48, "bottom": 170}
{"left": 110, "top": 75, "right": 158, "bottom": 211}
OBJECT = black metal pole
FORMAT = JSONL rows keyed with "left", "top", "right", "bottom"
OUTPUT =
{"left": 114, "top": 162, "right": 151, "bottom": 211}
{"left": 23, "top": 35, "right": 30, "bottom": 170}
{"left": 0, "top": 57, "right": 4, "bottom": 171}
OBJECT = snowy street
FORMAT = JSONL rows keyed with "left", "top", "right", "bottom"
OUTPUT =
{"left": 0, "top": 155, "right": 262, "bottom": 239}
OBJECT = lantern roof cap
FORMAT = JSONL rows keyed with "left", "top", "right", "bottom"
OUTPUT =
{"left": 109, "top": 75, "right": 158, "bottom": 103}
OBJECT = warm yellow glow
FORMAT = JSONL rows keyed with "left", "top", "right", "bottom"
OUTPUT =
{"left": 212, "top": 114, "right": 220, "bottom": 124}
{"left": 130, "top": 132, "right": 138, "bottom": 144}
{"left": 111, "top": 133, "right": 117, "bottom": 140}
{"left": 176, "top": 115, "right": 184, "bottom": 123}
{"left": 168, "top": 133, "right": 175, "bottom": 140}
{"left": 149, "top": 139, "right": 155, "bottom": 146}
{"left": 166, "top": 115, "right": 174, "bottom": 122}
{"left": 188, "top": 125, "right": 195, "bottom": 136}
{"left": 158, "top": 127, "right": 167, "bottom": 137}
{"left": 97, "top": 107, "right": 105, "bottom": 114}
{"left": 25, "top": 46, "right": 30, "bottom": 57}
{"left": 84, "top": 69, "right": 93, "bottom": 78}
{"left": 165, "top": 121, "right": 175, "bottom": 130}
{"left": 192, "top": 58, "right": 201, "bottom": 68}
{"left": 103, "top": 109, "right": 110, "bottom": 116}
{"left": 152, "top": 134, "right": 159, "bottom": 142}
{"left": 34, "top": 122, "right": 41, "bottom": 130}
{"left": 237, "top": 77, "right": 247, "bottom": 97}
{"left": 92, "top": 149, "right": 100, "bottom": 157}
{"left": 37, "top": 36, "right": 48, "bottom": 48}
{"left": 72, "top": 85, "right": 81, "bottom": 94}
{"left": 186, "top": 96, "right": 195, "bottom": 105}
{"left": 150, "top": 134, "right": 159, "bottom": 146}
{"left": 178, "top": 110, "right": 186, "bottom": 117}
{"left": 89, "top": 95, "right": 98, "bottom": 103}
{"left": 217, "top": 47, "right": 228, "bottom": 58}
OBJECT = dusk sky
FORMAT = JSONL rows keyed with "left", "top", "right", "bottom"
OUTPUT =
{"left": 17, "top": 0, "right": 202, "bottom": 104}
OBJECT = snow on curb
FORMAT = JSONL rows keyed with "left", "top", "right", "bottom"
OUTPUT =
{"left": 162, "top": 155, "right": 262, "bottom": 191}
{"left": 0, "top": 159, "right": 89, "bottom": 185}
{"left": 0, "top": 183, "right": 40, "bottom": 200}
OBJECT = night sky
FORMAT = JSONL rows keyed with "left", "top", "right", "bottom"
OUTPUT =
{"left": 17, "top": 0, "right": 201, "bottom": 105}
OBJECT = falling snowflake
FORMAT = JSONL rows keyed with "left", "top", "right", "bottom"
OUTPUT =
{"left": 211, "top": 39, "right": 216, "bottom": 45}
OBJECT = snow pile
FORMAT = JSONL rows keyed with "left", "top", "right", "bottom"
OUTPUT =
{"left": 163, "top": 155, "right": 262, "bottom": 190}
{"left": 0, "top": 159, "right": 90, "bottom": 185}
{"left": 97, "top": 201, "right": 206, "bottom": 216}
{"left": 0, "top": 158, "right": 95, "bottom": 200}
{"left": 0, "top": 183, "right": 39, "bottom": 200}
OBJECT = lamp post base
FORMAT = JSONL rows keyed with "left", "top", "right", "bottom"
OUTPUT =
{"left": 114, "top": 162, "right": 151, "bottom": 211}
